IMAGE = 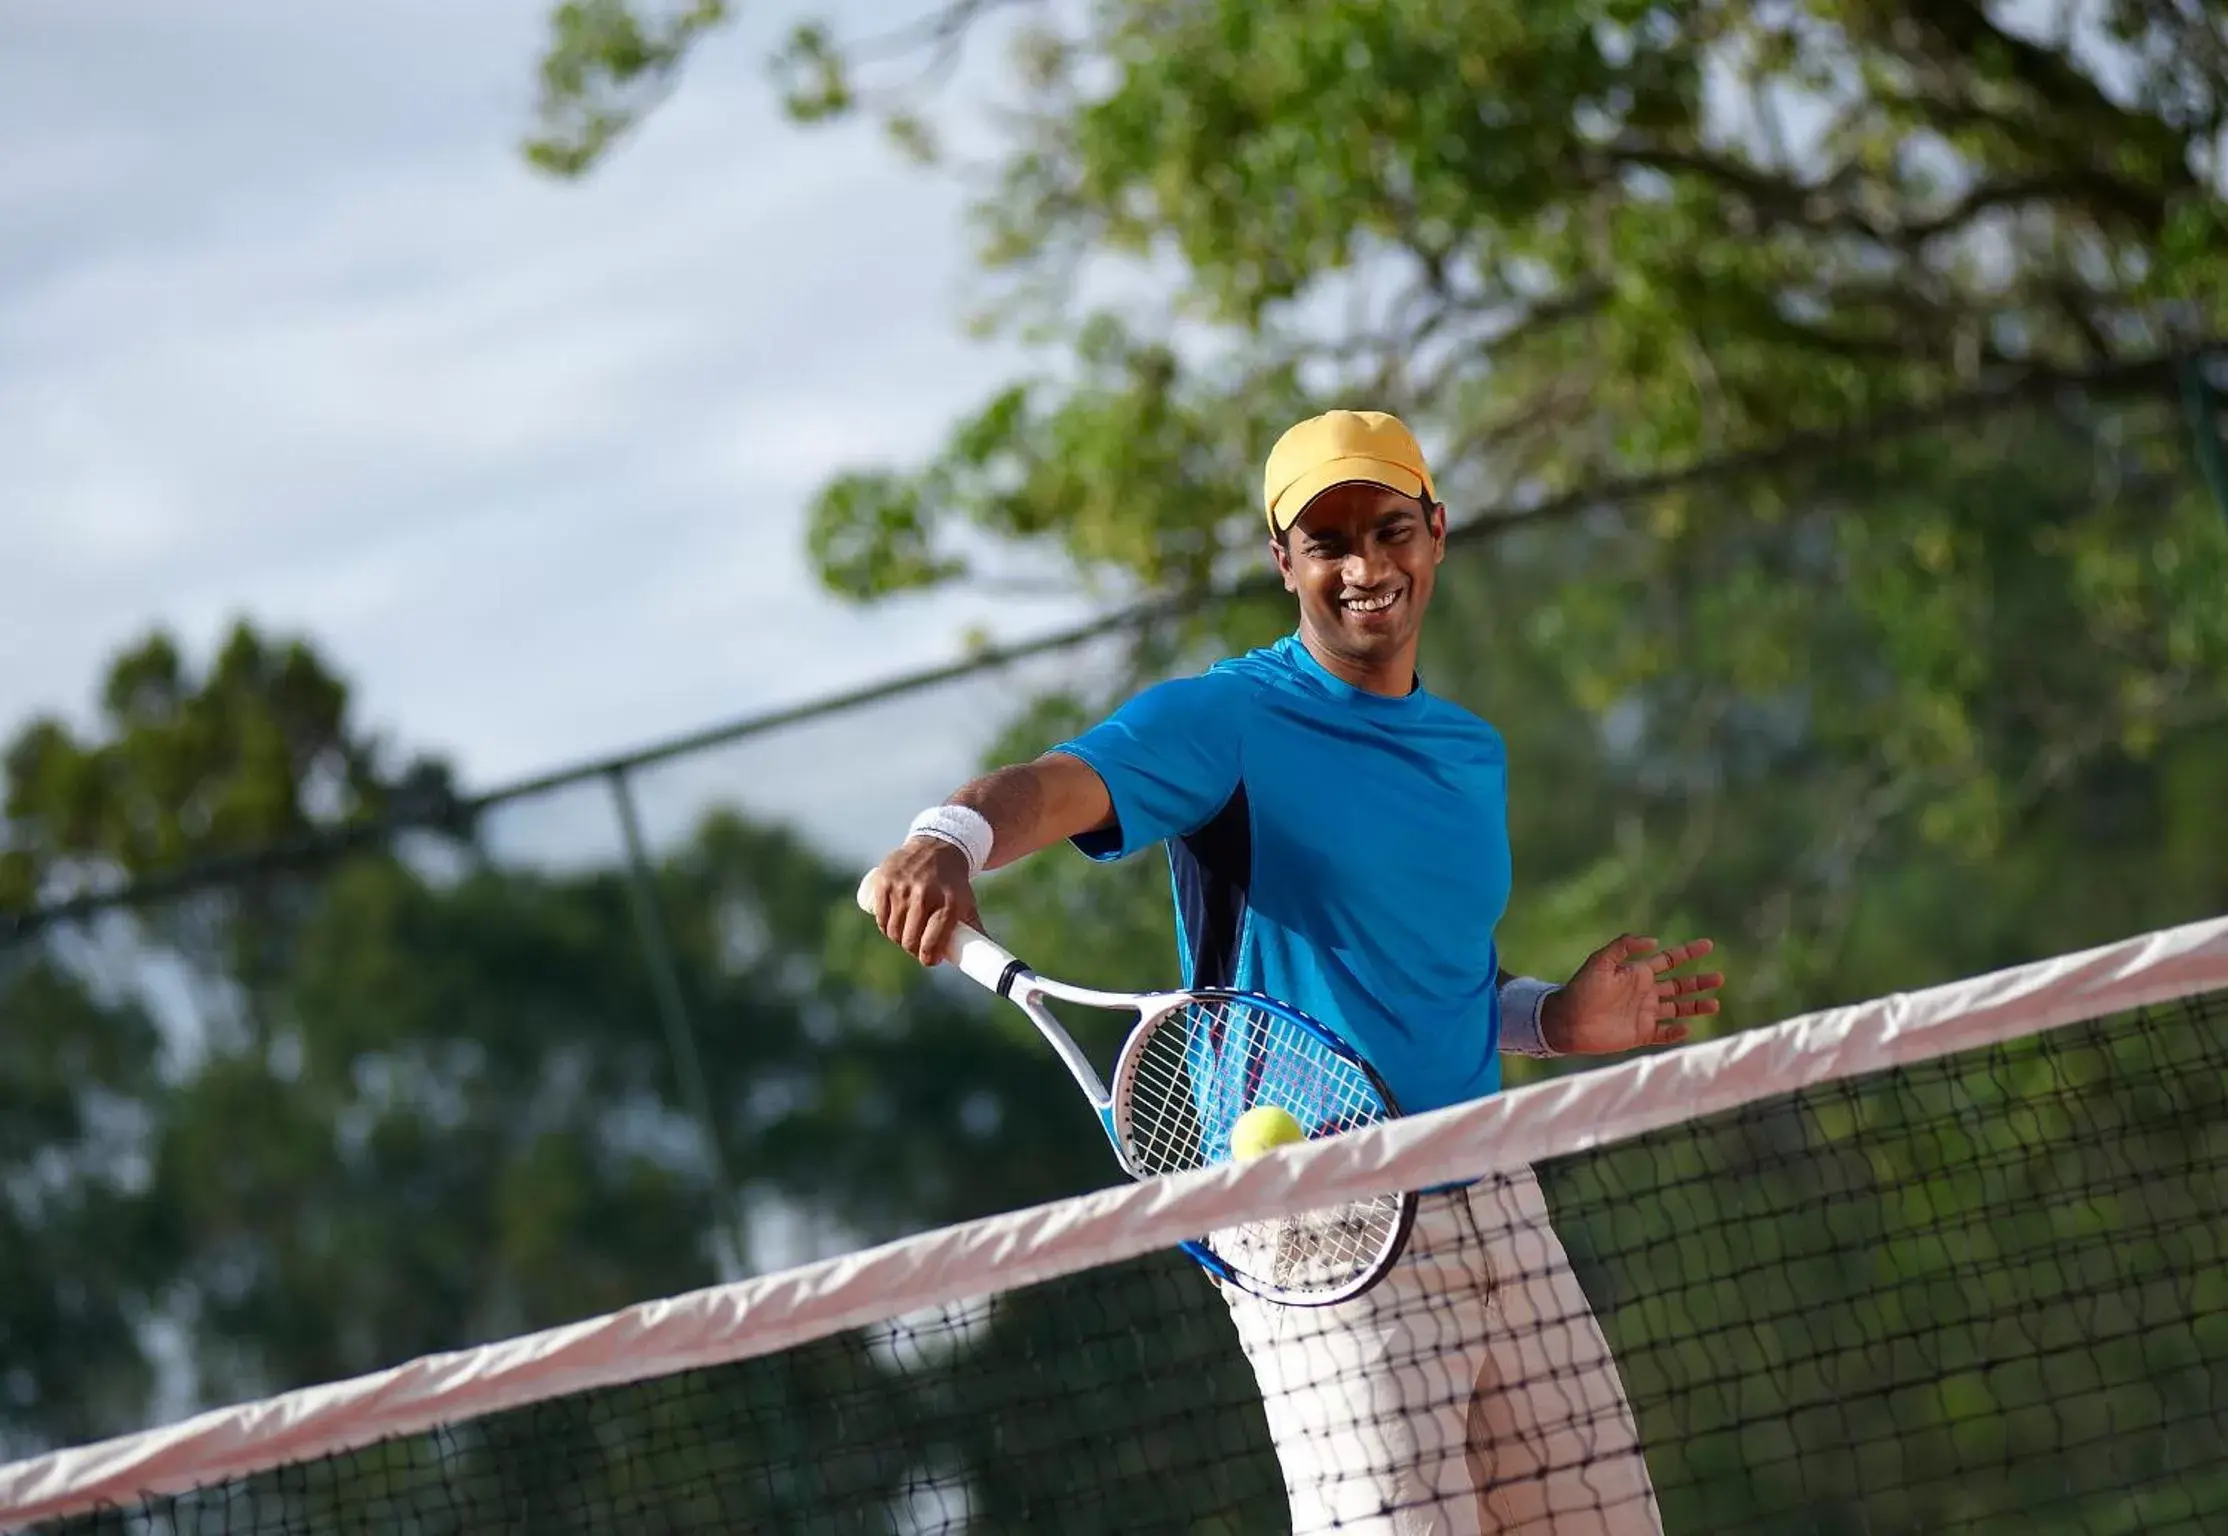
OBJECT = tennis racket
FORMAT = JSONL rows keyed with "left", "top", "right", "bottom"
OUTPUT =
{"left": 857, "top": 874, "right": 1417, "bottom": 1306}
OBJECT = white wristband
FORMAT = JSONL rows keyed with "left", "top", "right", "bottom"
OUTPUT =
{"left": 907, "top": 804, "right": 994, "bottom": 878}
{"left": 1497, "top": 976, "right": 1563, "bottom": 1058}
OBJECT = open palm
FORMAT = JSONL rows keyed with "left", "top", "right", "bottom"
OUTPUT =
{"left": 1542, "top": 934, "right": 1723, "bottom": 1056}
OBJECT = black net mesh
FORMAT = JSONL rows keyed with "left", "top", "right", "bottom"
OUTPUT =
{"left": 17, "top": 986, "right": 2226, "bottom": 1535}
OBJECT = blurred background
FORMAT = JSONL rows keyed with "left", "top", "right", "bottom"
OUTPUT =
{"left": 3, "top": 0, "right": 2225, "bottom": 1507}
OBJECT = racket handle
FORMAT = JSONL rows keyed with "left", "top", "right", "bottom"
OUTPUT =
{"left": 854, "top": 872, "right": 1027, "bottom": 997}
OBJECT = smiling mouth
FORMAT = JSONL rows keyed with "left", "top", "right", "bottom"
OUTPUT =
{"left": 1340, "top": 587, "right": 1402, "bottom": 616}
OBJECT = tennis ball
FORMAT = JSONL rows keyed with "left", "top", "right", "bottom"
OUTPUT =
{"left": 1230, "top": 1105, "right": 1307, "bottom": 1162}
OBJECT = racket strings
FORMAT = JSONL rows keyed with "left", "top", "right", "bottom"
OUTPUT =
{"left": 1119, "top": 996, "right": 1408, "bottom": 1300}
{"left": 1127, "top": 998, "right": 1387, "bottom": 1157}
{"left": 1231, "top": 1195, "right": 1408, "bottom": 1293}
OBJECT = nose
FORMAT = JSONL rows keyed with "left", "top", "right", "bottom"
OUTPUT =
{"left": 1342, "top": 546, "right": 1388, "bottom": 588}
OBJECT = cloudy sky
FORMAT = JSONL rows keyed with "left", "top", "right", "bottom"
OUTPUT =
{"left": 1, "top": 0, "right": 1098, "bottom": 860}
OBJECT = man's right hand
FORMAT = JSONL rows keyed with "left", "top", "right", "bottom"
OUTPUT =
{"left": 866, "top": 836, "right": 982, "bottom": 967}
{"left": 865, "top": 753, "right": 1112, "bottom": 967}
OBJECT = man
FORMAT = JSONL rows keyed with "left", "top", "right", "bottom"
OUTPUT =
{"left": 866, "top": 409, "right": 1722, "bottom": 1534}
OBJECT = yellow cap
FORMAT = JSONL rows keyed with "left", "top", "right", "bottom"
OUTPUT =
{"left": 1262, "top": 410, "right": 1436, "bottom": 533}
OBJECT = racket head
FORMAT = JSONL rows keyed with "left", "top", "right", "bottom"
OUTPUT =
{"left": 1109, "top": 990, "right": 1417, "bottom": 1305}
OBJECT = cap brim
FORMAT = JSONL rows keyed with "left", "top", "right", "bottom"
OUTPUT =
{"left": 1267, "top": 457, "right": 1427, "bottom": 532}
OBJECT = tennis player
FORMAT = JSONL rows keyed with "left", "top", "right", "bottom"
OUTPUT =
{"left": 867, "top": 409, "right": 1721, "bottom": 1534}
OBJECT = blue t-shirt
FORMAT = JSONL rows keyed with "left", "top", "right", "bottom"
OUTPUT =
{"left": 1051, "top": 634, "right": 1512, "bottom": 1116}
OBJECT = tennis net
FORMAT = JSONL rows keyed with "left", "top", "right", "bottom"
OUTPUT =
{"left": 5, "top": 917, "right": 2226, "bottom": 1533}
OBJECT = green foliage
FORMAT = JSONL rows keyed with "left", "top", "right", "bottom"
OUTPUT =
{"left": 1546, "top": 995, "right": 2228, "bottom": 1530}
{"left": 532, "top": 2, "right": 2228, "bottom": 430}
{"left": 0, "top": 957, "right": 164, "bottom": 1452}
{"left": 769, "top": 20, "right": 852, "bottom": 124}
{"left": 0, "top": 622, "right": 455, "bottom": 914}
{"left": 525, "top": 0, "right": 730, "bottom": 176}
{"left": 522, "top": 8, "right": 2228, "bottom": 1025}
{"left": 806, "top": 341, "right": 1320, "bottom": 605}
{"left": 809, "top": 467, "right": 965, "bottom": 600}
{"left": 0, "top": 628, "right": 1111, "bottom": 1459}
{"left": 569, "top": 0, "right": 2228, "bottom": 1048}
{"left": 523, "top": 6, "right": 2228, "bottom": 867}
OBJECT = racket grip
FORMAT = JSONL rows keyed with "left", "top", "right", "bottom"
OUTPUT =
{"left": 854, "top": 872, "right": 1027, "bottom": 997}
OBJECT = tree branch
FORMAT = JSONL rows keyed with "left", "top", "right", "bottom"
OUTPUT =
{"left": 839, "top": 0, "right": 1047, "bottom": 114}
{"left": 1603, "top": 140, "right": 1887, "bottom": 244}
{"left": 1901, "top": 174, "right": 2086, "bottom": 243}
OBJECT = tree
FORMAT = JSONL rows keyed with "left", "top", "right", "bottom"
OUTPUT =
{"left": 523, "top": 0, "right": 2228, "bottom": 1024}
{"left": 0, "top": 955, "right": 163, "bottom": 1454}
{"left": 0, "top": 628, "right": 1103, "bottom": 1431}
{"left": 1, "top": 622, "right": 459, "bottom": 906}
{"left": 530, "top": 1, "right": 2227, "bottom": 521}
{"left": 1, "top": 621, "right": 453, "bottom": 1450}
{"left": 4, "top": 626, "right": 1276, "bottom": 1531}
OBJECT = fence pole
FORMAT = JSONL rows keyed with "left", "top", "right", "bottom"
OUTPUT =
{"left": 2178, "top": 351, "right": 2228, "bottom": 526}
{"left": 607, "top": 765, "right": 745, "bottom": 1282}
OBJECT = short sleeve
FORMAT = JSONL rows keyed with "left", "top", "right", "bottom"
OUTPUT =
{"left": 1050, "top": 672, "right": 1246, "bottom": 861}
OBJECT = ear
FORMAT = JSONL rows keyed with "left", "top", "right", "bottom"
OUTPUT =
{"left": 1270, "top": 531, "right": 1298, "bottom": 593}
{"left": 1425, "top": 499, "right": 1448, "bottom": 563}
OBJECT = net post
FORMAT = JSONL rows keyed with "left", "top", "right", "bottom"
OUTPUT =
{"left": 606, "top": 764, "right": 745, "bottom": 1282}
{"left": 2175, "top": 347, "right": 2228, "bottom": 527}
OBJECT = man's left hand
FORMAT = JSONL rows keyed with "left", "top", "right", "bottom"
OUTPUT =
{"left": 1541, "top": 934, "right": 1723, "bottom": 1056}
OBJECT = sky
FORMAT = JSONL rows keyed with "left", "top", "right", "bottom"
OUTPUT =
{"left": 0, "top": 0, "right": 1097, "bottom": 863}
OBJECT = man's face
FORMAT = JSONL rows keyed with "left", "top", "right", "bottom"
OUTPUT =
{"left": 1271, "top": 482, "right": 1446, "bottom": 670}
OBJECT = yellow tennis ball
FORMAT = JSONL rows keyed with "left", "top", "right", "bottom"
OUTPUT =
{"left": 1230, "top": 1105, "right": 1306, "bottom": 1161}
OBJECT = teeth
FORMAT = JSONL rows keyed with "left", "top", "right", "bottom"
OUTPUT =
{"left": 1344, "top": 591, "right": 1398, "bottom": 613}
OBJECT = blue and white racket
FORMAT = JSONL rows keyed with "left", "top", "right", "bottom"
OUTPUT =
{"left": 858, "top": 876, "right": 1416, "bottom": 1305}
